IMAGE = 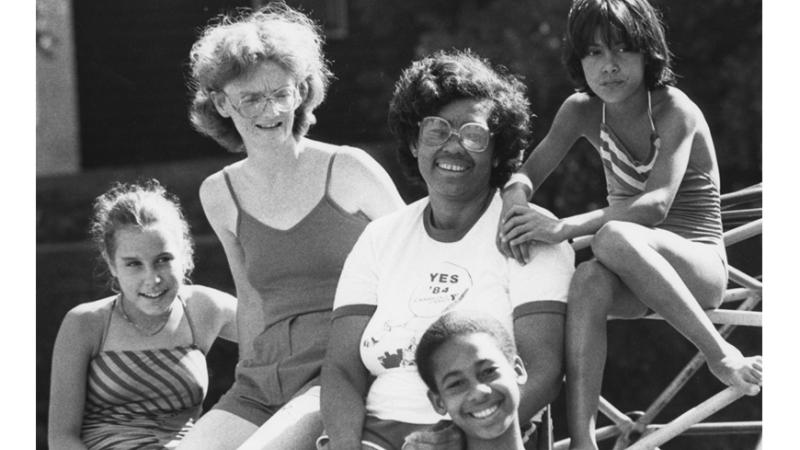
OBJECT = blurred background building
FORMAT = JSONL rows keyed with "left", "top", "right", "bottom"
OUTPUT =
{"left": 36, "top": 1, "right": 762, "bottom": 448}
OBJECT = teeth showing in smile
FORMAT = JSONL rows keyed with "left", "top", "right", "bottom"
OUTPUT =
{"left": 436, "top": 161, "right": 468, "bottom": 172}
{"left": 257, "top": 121, "right": 282, "bottom": 130}
{"left": 470, "top": 404, "right": 498, "bottom": 419}
{"left": 140, "top": 290, "right": 167, "bottom": 299}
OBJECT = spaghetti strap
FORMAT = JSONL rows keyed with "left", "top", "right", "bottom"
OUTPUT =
{"left": 601, "top": 102, "right": 606, "bottom": 124}
{"left": 97, "top": 297, "right": 117, "bottom": 353}
{"left": 222, "top": 168, "right": 243, "bottom": 211}
{"left": 179, "top": 296, "right": 198, "bottom": 347}
{"left": 324, "top": 151, "right": 338, "bottom": 194}
{"left": 646, "top": 91, "right": 656, "bottom": 132}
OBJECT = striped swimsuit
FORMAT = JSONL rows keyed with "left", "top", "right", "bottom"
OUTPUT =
{"left": 81, "top": 298, "right": 208, "bottom": 449}
{"left": 598, "top": 91, "right": 724, "bottom": 249}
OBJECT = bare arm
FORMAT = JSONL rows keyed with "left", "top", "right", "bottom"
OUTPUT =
{"left": 503, "top": 92, "right": 697, "bottom": 246}
{"left": 183, "top": 285, "right": 238, "bottom": 353}
{"left": 520, "top": 95, "right": 589, "bottom": 193}
{"left": 209, "top": 287, "right": 238, "bottom": 343}
{"left": 320, "top": 315, "right": 372, "bottom": 450}
{"left": 199, "top": 174, "right": 263, "bottom": 359}
{"left": 48, "top": 305, "right": 100, "bottom": 450}
{"left": 509, "top": 240, "right": 573, "bottom": 420}
{"left": 498, "top": 94, "right": 589, "bottom": 262}
{"left": 514, "top": 312, "right": 565, "bottom": 422}
{"left": 328, "top": 146, "right": 405, "bottom": 220}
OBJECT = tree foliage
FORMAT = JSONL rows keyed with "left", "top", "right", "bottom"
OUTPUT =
{"left": 345, "top": 0, "right": 761, "bottom": 212}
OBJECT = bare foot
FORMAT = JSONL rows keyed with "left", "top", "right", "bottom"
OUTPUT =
{"left": 706, "top": 344, "right": 762, "bottom": 396}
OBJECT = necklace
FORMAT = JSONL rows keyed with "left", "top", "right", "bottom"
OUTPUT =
{"left": 117, "top": 295, "right": 173, "bottom": 337}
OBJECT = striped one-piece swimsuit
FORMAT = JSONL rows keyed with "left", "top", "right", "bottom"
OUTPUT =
{"left": 598, "top": 91, "right": 724, "bottom": 248}
{"left": 81, "top": 297, "right": 208, "bottom": 449}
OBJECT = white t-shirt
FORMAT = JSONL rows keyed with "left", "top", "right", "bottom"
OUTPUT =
{"left": 333, "top": 192, "right": 575, "bottom": 424}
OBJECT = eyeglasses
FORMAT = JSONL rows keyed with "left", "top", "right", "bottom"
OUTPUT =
{"left": 418, "top": 116, "right": 493, "bottom": 152}
{"left": 224, "top": 85, "right": 301, "bottom": 119}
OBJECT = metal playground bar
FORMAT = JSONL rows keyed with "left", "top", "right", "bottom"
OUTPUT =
{"left": 553, "top": 183, "right": 763, "bottom": 450}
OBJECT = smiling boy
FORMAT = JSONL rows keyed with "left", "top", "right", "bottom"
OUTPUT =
{"left": 407, "top": 310, "right": 528, "bottom": 450}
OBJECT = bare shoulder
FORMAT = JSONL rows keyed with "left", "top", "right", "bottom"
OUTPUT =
{"left": 302, "top": 137, "right": 339, "bottom": 153}
{"left": 199, "top": 169, "right": 227, "bottom": 206}
{"left": 181, "top": 285, "right": 237, "bottom": 343}
{"left": 655, "top": 86, "right": 706, "bottom": 128}
{"left": 562, "top": 92, "right": 598, "bottom": 117}
{"left": 57, "top": 296, "right": 116, "bottom": 351}
{"left": 199, "top": 166, "right": 241, "bottom": 230}
{"left": 556, "top": 92, "right": 600, "bottom": 132}
{"left": 333, "top": 145, "right": 385, "bottom": 177}
{"left": 183, "top": 285, "right": 235, "bottom": 308}
{"left": 65, "top": 296, "right": 115, "bottom": 324}
{"left": 303, "top": 138, "right": 376, "bottom": 171}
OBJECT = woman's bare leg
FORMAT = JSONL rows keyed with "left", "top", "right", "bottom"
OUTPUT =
{"left": 238, "top": 386, "right": 323, "bottom": 450}
{"left": 177, "top": 410, "right": 258, "bottom": 450}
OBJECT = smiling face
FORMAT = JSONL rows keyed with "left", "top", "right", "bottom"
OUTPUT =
{"left": 427, "top": 333, "right": 527, "bottom": 444}
{"left": 106, "top": 224, "right": 185, "bottom": 316}
{"left": 416, "top": 98, "right": 495, "bottom": 204}
{"left": 213, "top": 60, "right": 303, "bottom": 151}
{"left": 581, "top": 28, "right": 645, "bottom": 104}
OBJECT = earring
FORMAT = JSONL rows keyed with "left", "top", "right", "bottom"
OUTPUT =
{"left": 110, "top": 276, "right": 120, "bottom": 294}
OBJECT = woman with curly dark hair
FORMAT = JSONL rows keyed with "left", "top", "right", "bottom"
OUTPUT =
{"left": 319, "top": 50, "right": 575, "bottom": 450}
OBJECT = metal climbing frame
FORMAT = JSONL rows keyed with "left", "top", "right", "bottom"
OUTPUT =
{"left": 554, "top": 183, "right": 763, "bottom": 450}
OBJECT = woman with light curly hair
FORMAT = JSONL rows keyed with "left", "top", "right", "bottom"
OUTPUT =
{"left": 178, "top": 3, "right": 403, "bottom": 449}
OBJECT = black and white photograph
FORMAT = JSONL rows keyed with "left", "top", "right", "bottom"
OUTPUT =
{"left": 29, "top": 0, "right": 786, "bottom": 449}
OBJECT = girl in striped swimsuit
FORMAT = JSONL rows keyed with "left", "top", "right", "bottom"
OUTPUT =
{"left": 497, "top": 1, "right": 762, "bottom": 449}
{"left": 48, "top": 180, "right": 237, "bottom": 449}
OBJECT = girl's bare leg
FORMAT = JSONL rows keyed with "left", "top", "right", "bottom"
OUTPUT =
{"left": 566, "top": 260, "right": 645, "bottom": 450}
{"left": 566, "top": 221, "right": 762, "bottom": 450}
{"left": 592, "top": 221, "right": 762, "bottom": 393}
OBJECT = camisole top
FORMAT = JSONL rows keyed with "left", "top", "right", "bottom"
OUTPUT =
{"left": 223, "top": 151, "right": 370, "bottom": 405}
{"left": 81, "top": 297, "right": 207, "bottom": 450}
{"left": 598, "top": 91, "right": 724, "bottom": 247}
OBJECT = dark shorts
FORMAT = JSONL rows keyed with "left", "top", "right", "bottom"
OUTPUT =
{"left": 210, "top": 378, "right": 283, "bottom": 425}
{"left": 317, "top": 416, "right": 431, "bottom": 450}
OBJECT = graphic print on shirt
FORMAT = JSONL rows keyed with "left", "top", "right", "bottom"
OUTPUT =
{"left": 364, "top": 261, "right": 473, "bottom": 370}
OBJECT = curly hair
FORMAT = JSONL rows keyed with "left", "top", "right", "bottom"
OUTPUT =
{"left": 562, "top": 0, "right": 676, "bottom": 95}
{"left": 416, "top": 310, "right": 517, "bottom": 394}
{"left": 187, "top": 2, "right": 332, "bottom": 152}
{"left": 387, "top": 49, "right": 532, "bottom": 189}
{"left": 90, "top": 179, "right": 195, "bottom": 288}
